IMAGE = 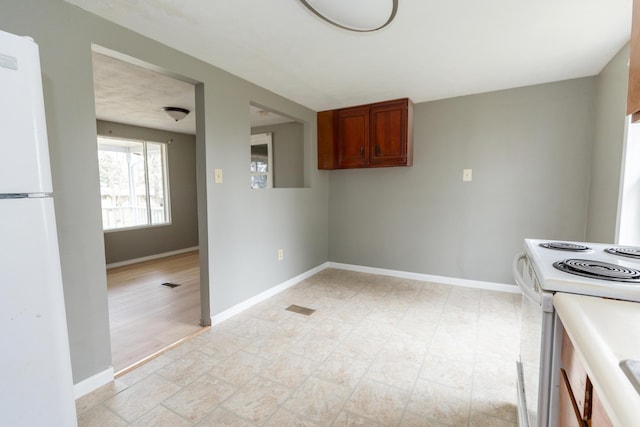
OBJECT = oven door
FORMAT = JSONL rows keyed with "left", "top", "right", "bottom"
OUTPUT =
{"left": 513, "top": 253, "right": 556, "bottom": 427}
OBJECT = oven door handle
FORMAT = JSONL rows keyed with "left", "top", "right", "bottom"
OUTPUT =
{"left": 513, "top": 252, "right": 541, "bottom": 305}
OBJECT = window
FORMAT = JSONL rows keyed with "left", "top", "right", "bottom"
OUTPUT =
{"left": 250, "top": 132, "right": 273, "bottom": 189}
{"left": 618, "top": 118, "right": 640, "bottom": 245}
{"left": 97, "top": 136, "right": 170, "bottom": 230}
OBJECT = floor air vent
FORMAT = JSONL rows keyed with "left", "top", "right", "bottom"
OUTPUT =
{"left": 161, "top": 282, "right": 181, "bottom": 288}
{"left": 285, "top": 304, "right": 316, "bottom": 316}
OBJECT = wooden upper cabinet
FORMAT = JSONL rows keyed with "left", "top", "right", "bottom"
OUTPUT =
{"left": 337, "top": 106, "right": 370, "bottom": 168}
{"left": 317, "top": 110, "right": 336, "bottom": 170}
{"left": 628, "top": 0, "right": 640, "bottom": 122}
{"left": 317, "top": 98, "right": 413, "bottom": 169}
{"left": 370, "top": 99, "right": 412, "bottom": 167}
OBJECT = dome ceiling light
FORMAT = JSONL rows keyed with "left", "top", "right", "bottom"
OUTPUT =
{"left": 162, "top": 106, "right": 190, "bottom": 121}
{"left": 298, "top": 0, "right": 398, "bottom": 32}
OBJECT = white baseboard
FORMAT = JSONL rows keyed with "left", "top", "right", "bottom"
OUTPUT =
{"left": 327, "top": 262, "right": 520, "bottom": 294}
{"left": 211, "top": 261, "right": 518, "bottom": 326}
{"left": 74, "top": 367, "right": 114, "bottom": 399}
{"left": 106, "top": 246, "right": 199, "bottom": 269}
{"left": 211, "top": 262, "right": 331, "bottom": 325}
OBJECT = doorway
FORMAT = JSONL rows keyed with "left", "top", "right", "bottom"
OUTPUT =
{"left": 91, "top": 48, "right": 209, "bottom": 373}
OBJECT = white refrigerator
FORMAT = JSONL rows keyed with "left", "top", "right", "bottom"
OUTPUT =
{"left": 0, "top": 29, "right": 77, "bottom": 426}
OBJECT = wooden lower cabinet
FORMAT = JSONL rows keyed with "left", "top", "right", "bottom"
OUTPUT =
{"left": 561, "top": 329, "right": 589, "bottom": 419}
{"left": 591, "top": 388, "right": 614, "bottom": 427}
{"left": 559, "top": 368, "right": 587, "bottom": 427}
{"left": 559, "top": 330, "right": 614, "bottom": 427}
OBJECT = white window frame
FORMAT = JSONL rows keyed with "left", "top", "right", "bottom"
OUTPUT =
{"left": 250, "top": 132, "right": 273, "bottom": 189}
{"left": 97, "top": 136, "right": 171, "bottom": 232}
{"left": 617, "top": 117, "right": 640, "bottom": 245}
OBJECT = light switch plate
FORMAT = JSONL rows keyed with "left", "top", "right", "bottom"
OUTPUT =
{"left": 463, "top": 169, "right": 472, "bottom": 182}
{"left": 214, "top": 168, "right": 223, "bottom": 183}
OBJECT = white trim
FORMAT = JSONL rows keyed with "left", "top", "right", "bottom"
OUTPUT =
{"left": 211, "top": 262, "right": 330, "bottom": 325}
{"left": 73, "top": 367, "right": 114, "bottom": 399}
{"left": 327, "top": 262, "right": 520, "bottom": 294}
{"left": 614, "top": 115, "right": 630, "bottom": 244}
{"left": 103, "top": 221, "right": 173, "bottom": 234}
{"left": 106, "top": 246, "right": 199, "bottom": 269}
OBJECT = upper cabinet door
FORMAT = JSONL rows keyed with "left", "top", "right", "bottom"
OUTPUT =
{"left": 370, "top": 99, "right": 410, "bottom": 167}
{"left": 628, "top": 0, "right": 640, "bottom": 121}
{"left": 337, "top": 106, "right": 370, "bottom": 168}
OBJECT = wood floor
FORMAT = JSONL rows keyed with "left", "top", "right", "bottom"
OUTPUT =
{"left": 107, "top": 250, "right": 203, "bottom": 373}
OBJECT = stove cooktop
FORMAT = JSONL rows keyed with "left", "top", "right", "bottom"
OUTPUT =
{"left": 524, "top": 239, "right": 640, "bottom": 302}
{"left": 539, "top": 242, "right": 591, "bottom": 252}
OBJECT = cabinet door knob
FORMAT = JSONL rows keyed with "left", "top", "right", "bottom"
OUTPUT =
{"left": 360, "top": 146, "right": 364, "bottom": 157}
{"left": 375, "top": 144, "right": 381, "bottom": 156}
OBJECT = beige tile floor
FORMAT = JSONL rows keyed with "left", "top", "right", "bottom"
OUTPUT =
{"left": 77, "top": 268, "right": 521, "bottom": 426}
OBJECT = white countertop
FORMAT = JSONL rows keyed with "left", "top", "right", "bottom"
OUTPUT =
{"left": 554, "top": 293, "right": 640, "bottom": 427}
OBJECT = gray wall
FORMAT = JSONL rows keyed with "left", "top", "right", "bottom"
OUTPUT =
{"left": 329, "top": 78, "right": 596, "bottom": 284}
{"left": 586, "top": 44, "right": 630, "bottom": 243}
{"left": 96, "top": 120, "right": 198, "bottom": 264}
{"left": 0, "top": 0, "right": 328, "bottom": 384}
{"left": 252, "top": 121, "right": 305, "bottom": 188}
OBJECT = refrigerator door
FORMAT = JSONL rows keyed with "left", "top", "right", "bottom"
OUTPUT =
{"left": 0, "top": 29, "right": 52, "bottom": 194}
{"left": 0, "top": 197, "right": 77, "bottom": 426}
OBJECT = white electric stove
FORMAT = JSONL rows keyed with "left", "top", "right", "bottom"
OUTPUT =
{"left": 524, "top": 238, "right": 640, "bottom": 302}
{"left": 514, "top": 238, "right": 640, "bottom": 427}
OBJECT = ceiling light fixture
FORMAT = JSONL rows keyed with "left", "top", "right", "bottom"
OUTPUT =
{"left": 298, "top": 0, "right": 398, "bottom": 32}
{"left": 162, "top": 106, "right": 190, "bottom": 121}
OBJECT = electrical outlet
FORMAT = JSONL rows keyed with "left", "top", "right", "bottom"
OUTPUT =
{"left": 278, "top": 249, "right": 284, "bottom": 261}
{"left": 463, "top": 169, "right": 472, "bottom": 182}
{"left": 214, "top": 168, "right": 223, "bottom": 183}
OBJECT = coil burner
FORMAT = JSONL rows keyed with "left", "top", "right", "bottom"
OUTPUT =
{"left": 553, "top": 259, "right": 640, "bottom": 283}
{"left": 605, "top": 247, "right": 640, "bottom": 260}
{"left": 539, "top": 242, "right": 591, "bottom": 252}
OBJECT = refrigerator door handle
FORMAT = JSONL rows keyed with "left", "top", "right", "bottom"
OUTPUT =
{"left": 0, "top": 193, "right": 30, "bottom": 199}
{"left": 0, "top": 192, "right": 51, "bottom": 199}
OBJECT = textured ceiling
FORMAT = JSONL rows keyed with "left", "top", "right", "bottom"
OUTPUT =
{"left": 92, "top": 52, "right": 293, "bottom": 135}
{"left": 75, "top": 0, "right": 631, "bottom": 113}
{"left": 92, "top": 52, "right": 196, "bottom": 134}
